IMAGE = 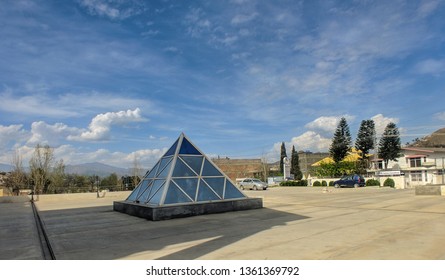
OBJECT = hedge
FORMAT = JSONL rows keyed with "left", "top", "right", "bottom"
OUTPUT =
{"left": 365, "top": 179, "right": 380, "bottom": 187}
{"left": 312, "top": 180, "right": 322, "bottom": 186}
{"left": 383, "top": 178, "right": 395, "bottom": 188}
{"left": 280, "top": 180, "right": 308, "bottom": 186}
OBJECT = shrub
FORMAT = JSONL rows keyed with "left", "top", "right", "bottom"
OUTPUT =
{"left": 312, "top": 180, "right": 322, "bottom": 186}
{"left": 329, "top": 181, "right": 334, "bottom": 186}
{"left": 383, "top": 178, "right": 395, "bottom": 188}
{"left": 365, "top": 179, "right": 380, "bottom": 187}
{"left": 279, "top": 180, "right": 308, "bottom": 187}
{"left": 321, "top": 180, "right": 327, "bottom": 186}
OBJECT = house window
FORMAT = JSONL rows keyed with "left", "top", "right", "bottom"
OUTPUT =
{"left": 373, "top": 160, "right": 383, "bottom": 169}
{"left": 411, "top": 171, "right": 422, "bottom": 182}
{"left": 409, "top": 157, "right": 422, "bottom": 168}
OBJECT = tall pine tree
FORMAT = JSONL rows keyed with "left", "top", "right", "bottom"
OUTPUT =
{"left": 279, "top": 142, "right": 287, "bottom": 175}
{"left": 290, "top": 145, "right": 303, "bottom": 180}
{"left": 355, "top": 119, "right": 376, "bottom": 166}
{"left": 378, "top": 122, "right": 402, "bottom": 168}
{"left": 330, "top": 117, "right": 352, "bottom": 163}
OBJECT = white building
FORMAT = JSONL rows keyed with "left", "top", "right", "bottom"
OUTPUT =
{"left": 370, "top": 147, "right": 445, "bottom": 188}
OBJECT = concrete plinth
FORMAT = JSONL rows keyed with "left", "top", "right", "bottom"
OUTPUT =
{"left": 113, "top": 198, "right": 263, "bottom": 221}
{"left": 415, "top": 184, "right": 445, "bottom": 196}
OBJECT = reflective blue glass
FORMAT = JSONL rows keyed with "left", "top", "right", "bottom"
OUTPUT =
{"left": 223, "top": 180, "right": 245, "bottom": 199}
{"left": 178, "top": 137, "right": 201, "bottom": 155}
{"left": 126, "top": 184, "right": 141, "bottom": 201}
{"left": 173, "top": 178, "right": 198, "bottom": 200}
{"left": 157, "top": 161, "right": 172, "bottom": 178}
{"left": 197, "top": 180, "right": 220, "bottom": 201}
{"left": 202, "top": 177, "right": 225, "bottom": 198}
{"left": 157, "top": 156, "right": 172, "bottom": 176}
{"left": 180, "top": 156, "right": 203, "bottom": 175}
{"left": 202, "top": 159, "right": 223, "bottom": 176}
{"left": 146, "top": 161, "right": 160, "bottom": 179}
{"left": 137, "top": 180, "right": 154, "bottom": 203}
{"left": 172, "top": 158, "right": 196, "bottom": 177}
{"left": 164, "top": 184, "right": 192, "bottom": 204}
{"left": 164, "top": 138, "right": 179, "bottom": 156}
{"left": 147, "top": 180, "right": 165, "bottom": 205}
{"left": 147, "top": 185, "right": 164, "bottom": 205}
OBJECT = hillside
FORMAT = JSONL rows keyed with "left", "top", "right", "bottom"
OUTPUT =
{"left": 0, "top": 162, "right": 136, "bottom": 177}
{"left": 65, "top": 162, "right": 131, "bottom": 177}
{"left": 408, "top": 128, "right": 445, "bottom": 148}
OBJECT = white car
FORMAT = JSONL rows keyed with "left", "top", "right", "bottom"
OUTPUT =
{"left": 239, "top": 178, "right": 268, "bottom": 190}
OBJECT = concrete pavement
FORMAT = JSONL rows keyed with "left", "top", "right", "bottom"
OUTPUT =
{"left": 2, "top": 187, "right": 445, "bottom": 259}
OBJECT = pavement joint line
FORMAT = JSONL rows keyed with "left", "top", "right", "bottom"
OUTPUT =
{"left": 31, "top": 200, "right": 56, "bottom": 260}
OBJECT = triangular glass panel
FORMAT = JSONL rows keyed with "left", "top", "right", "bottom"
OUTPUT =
{"left": 157, "top": 156, "right": 172, "bottom": 176}
{"left": 197, "top": 180, "right": 221, "bottom": 202}
{"left": 179, "top": 137, "right": 201, "bottom": 155}
{"left": 202, "top": 159, "right": 223, "bottom": 176}
{"left": 164, "top": 138, "right": 179, "bottom": 157}
{"left": 173, "top": 178, "right": 198, "bottom": 201}
{"left": 223, "top": 180, "right": 245, "bottom": 199}
{"left": 203, "top": 177, "right": 225, "bottom": 198}
{"left": 137, "top": 180, "right": 154, "bottom": 203}
{"left": 172, "top": 158, "right": 197, "bottom": 177}
{"left": 164, "top": 184, "right": 193, "bottom": 204}
{"left": 157, "top": 161, "right": 172, "bottom": 178}
{"left": 180, "top": 156, "right": 204, "bottom": 175}
{"left": 126, "top": 184, "right": 141, "bottom": 201}
{"left": 146, "top": 161, "right": 160, "bottom": 179}
{"left": 147, "top": 180, "right": 165, "bottom": 205}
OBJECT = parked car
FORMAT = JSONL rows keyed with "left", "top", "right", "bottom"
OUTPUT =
{"left": 333, "top": 174, "right": 365, "bottom": 188}
{"left": 239, "top": 178, "right": 268, "bottom": 190}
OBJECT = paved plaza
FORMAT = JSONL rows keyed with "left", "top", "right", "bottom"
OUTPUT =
{"left": 1, "top": 187, "right": 445, "bottom": 260}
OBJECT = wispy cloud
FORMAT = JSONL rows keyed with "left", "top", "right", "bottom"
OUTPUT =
{"left": 416, "top": 59, "right": 445, "bottom": 76}
{"left": 78, "top": 0, "right": 146, "bottom": 20}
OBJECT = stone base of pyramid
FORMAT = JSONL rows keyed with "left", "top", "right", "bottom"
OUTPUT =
{"left": 113, "top": 198, "right": 263, "bottom": 221}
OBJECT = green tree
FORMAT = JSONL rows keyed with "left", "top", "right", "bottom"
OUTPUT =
{"left": 329, "top": 117, "right": 352, "bottom": 163}
{"left": 355, "top": 119, "right": 376, "bottom": 168}
{"left": 49, "top": 159, "right": 65, "bottom": 194}
{"left": 279, "top": 142, "right": 287, "bottom": 174}
{"left": 290, "top": 145, "right": 303, "bottom": 180}
{"left": 378, "top": 122, "right": 402, "bottom": 168}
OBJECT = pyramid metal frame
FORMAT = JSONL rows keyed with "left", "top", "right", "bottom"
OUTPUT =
{"left": 114, "top": 133, "right": 262, "bottom": 220}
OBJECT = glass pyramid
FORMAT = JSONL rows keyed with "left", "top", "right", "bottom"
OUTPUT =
{"left": 126, "top": 133, "right": 246, "bottom": 206}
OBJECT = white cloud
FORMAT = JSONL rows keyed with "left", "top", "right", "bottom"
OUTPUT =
{"left": 68, "top": 108, "right": 146, "bottom": 142}
{"left": 290, "top": 131, "right": 332, "bottom": 152}
{"left": 434, "top": 112, "right": 445, "bottom": 121}
{"left": 27, "top": 121, "right": 82, "bottom": 146}
{"left": 371, "top": 114, "right": 399, "bottom": 135}
{"left": 0, "top": 124, "right": 29, "bottom": 150}
{"left": 305, "top": 115, "right": 355, "bottom": 137}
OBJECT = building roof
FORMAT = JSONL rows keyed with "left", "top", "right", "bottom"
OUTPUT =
{"left": 311, "top": 148, "right": 366, "bottom": 166}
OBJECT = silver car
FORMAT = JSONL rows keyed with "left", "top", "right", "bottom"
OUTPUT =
{"left": 239, "top": 178, "right": 268, "bottom": 190}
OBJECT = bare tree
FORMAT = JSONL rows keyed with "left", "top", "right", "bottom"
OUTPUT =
{"left": 6, "top": 149, "right": 27, "bottom": 195}
{"left": 131, "top": 155, "right": 142, "bottom": 188}
{"left": 29, "top": 144, "right": 54, "bottom": 195}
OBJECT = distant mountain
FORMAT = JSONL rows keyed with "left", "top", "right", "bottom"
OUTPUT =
{"left": 0, "top": 163, "right": 13, "bottom": 172}
{"left": 408, "top": 128, "right": 445, "bottom": 148}
{"left": 65, "top": 162, "right": 131, "bottom": 177}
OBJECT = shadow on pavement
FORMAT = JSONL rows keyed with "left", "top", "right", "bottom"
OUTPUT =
{"left": 38, "top": 205, "right": 309, "bottom": 260}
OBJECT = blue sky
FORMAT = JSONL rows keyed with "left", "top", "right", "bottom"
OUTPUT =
{"left": 1, "top": 0, "right": 445, "bottom": 169}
